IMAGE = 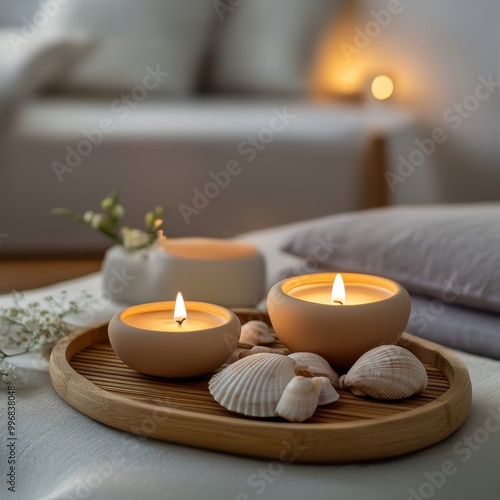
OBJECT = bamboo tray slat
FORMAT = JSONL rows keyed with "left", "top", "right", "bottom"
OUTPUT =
{"left": 49, "top": 309, "right": 472, "bottom": 463}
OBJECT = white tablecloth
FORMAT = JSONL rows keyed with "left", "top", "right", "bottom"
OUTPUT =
{"left": 1, "top": 225, "right": 500, "bottom": 500}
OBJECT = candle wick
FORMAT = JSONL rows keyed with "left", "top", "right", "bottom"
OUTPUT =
{"left": 333, "top": 300, "right": 344, "bottom": 305}
{"left": 176, "top": 318, "right": 186, "bottom": 327}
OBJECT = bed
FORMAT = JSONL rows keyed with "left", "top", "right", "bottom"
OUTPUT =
{"left": 1, "top": 205, "right": 499, "bottom": 500}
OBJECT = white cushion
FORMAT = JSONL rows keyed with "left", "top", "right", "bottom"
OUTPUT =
{"left": 282, "top": 204, "right": 500, "bottom": 314}
{"left": 0, "top": 30, "right": 88, "bottom": 122}
{"left": 210, "top": 0, "right": 340, "bottom": 94}
{"left": 50, "top": 0, "right": 215, "bottom": 94}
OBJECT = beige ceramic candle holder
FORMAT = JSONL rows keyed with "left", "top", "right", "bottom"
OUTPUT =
{"left": 108, "top": 301, "right": 241, "bottom": 378}
{"left": 267, "top": 273, "right": 411, "bottom": 368}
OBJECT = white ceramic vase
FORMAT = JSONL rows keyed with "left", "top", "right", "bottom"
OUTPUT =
{"left": 101, "top": 238, "right": 266, "bottom": 307}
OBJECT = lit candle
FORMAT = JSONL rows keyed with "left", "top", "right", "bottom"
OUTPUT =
{"left": 108, "top": 294, "right": 241, "bottom": 378}
{"left": 122, "top": 292, "right": 226, "bottom": 332}
{"left": 267, "top": 273, "right": 410, "bottom": 368}
{"left": 289, "top": 274, "right": 392, "bottom": 305}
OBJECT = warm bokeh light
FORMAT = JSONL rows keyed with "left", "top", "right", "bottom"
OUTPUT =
{"left": 331, "top": 274, "right": 346, "bottom": 305}
{"left": 371, "top": 75, "right": 394, "bottom": 100}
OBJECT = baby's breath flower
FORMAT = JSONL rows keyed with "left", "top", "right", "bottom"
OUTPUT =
{"left": 0, "top": 290, "right": 96, "bottom": 383}
{"left": 1, "top": 363, "right": 15, "bottom": 384}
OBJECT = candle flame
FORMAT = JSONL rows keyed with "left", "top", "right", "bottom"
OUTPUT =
{"left": 331, "top": 274, "right": 345, "bottom": 305}
{"left": 174, "top": 291, "right": 187, "bottom": 326}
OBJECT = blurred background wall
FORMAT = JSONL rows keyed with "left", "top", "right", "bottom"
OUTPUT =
{"left": 313, "top": 0, "right": 500, "bottom": 202}
{"left": 0, "top": 0, "right": 498, "bottom": 256}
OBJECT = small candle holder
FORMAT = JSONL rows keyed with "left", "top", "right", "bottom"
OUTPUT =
{"left": 108, "top": 300, "right": 241, "bottom": 378}
{"left": 267, "top": 273, "right": 411, "bottom": 368}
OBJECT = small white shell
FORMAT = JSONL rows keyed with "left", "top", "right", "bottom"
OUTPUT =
{"left": 339, "top": 345, "right": 428, "bottom": 400}
{"left": 239, "top": 346, "right": 286, "bottom": 359}
{"left": 275, "top": 376, "right": 322, "bottom": 422}
{"left": 209, "top": 353, "right": 299, "bottom": 417}
{"left": 288, "top": 352, "right": 340, "bottom": 388}
{"left": 317, "top": 377, "right": 340, "bottom": 406}
{"left": 239, "top": 320, "right": 275, "bottom": 346}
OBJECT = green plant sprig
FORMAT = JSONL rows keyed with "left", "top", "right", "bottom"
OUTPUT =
{"left": 53, "top": 191, "right": 164, "bottom": 251}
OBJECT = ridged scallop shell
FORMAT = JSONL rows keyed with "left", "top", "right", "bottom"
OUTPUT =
{"left": 339, "top": 345, "right": 428, "bottom": 399}
{"left": 239, "top": 320, "right": 275, "bottom": 345}
{"left": 288, "top": 352, "right": 340, "bottom": 388}
{"left": 209, "top": 353, "right": 300, "bottom": 417}
{"left": 317, "top": 377, "right": 340, "bottom": 405}
{"left": 275, "top": 376, "right": 322, "bottom": 422}
{"left": 239, "top": 346, "right": 286, "bottom": 359}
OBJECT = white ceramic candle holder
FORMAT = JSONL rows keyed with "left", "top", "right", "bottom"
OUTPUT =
{"left": 102, "top": 237, "right": 266, "bottom": 307}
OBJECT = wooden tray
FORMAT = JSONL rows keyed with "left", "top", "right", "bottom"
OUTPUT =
{"left": 49, "top": 309, "right": 472, "bottom": 463}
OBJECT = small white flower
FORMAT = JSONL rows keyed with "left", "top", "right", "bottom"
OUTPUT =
{"left": 121, "top": 227, "right": 150, "bottom": 250}
{"left": 91, "top": 214, "right": 103, "bottom": 229}
{"left": 101, "top": 197, "right": 113, "bottom": 210}
{"left": 83, "top": 210, "right": 94, "bottom": 223}
{"left": 112, "top": 205, "right": 124, "bottom": 218}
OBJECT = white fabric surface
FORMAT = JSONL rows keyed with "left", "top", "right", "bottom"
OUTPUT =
{"left": 48, "top": 0, "right": 215, "bottom": 94}
{"left": 1, "top": 224, "right": 500, "bottom": 500}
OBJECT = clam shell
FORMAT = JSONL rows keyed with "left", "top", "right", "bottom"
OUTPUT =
{"left": 209, "top": 353, "right": 299, "bottom": 417}
{"left": 275, "top": 376, "right": 322, "bottom": 422}
{"left": 288, "top": 352, "right": 340, "bottom": 388}
{"left": 339, "top": 345, "right": 428, "bottom": 400}
{"left": 317, "top": 377, "right": 340, "bottom": 405}
{"left": 240, "top": 320, "right": 275, "bottom": 345}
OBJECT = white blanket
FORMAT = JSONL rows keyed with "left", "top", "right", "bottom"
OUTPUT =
{"left": 1, "top": 224, "right": 499, "bottom": 500}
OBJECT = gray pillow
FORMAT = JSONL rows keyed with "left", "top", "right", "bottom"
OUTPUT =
{"left": 282, "top": 204, "right": 500, "bottom": 313}
{"left": 210, "top": 0, "right": 340, "bottom": 94}
{"left": 49, "top": 0, "right": 215, "bottom": 94}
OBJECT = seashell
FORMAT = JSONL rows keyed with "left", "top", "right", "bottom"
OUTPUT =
{"left": 275, "top": 376, "right": 322, "bottom": 422}
{"left": 317, "top": 376, "right": 340, "bottom": 406}
{"left": 288, "top": 352, "right": 340, "bottom": 388}
{"left": 339, "top": 345, "right": 428, "bottom": 400}
{"left": 209, "top": 353, "right": 302, "bottom": 417}
{"left": 238, "top": 346, "right": 286, "bottom": 359}
{"left": 239, "top": 320, "right": 275, "bottom": 345}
